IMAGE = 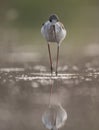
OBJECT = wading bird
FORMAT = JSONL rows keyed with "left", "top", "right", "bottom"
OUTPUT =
{"left": 41, "top": 14, "right": 66, "bottom": 75}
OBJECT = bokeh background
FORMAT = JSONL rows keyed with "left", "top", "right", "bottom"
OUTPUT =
{"left": 0, "top": 0, "right": 99, "bottom": 64}
{"left": 0, "top": 1, "right": 99, "bottom": 130}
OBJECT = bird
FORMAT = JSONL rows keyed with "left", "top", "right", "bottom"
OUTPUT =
{"left": 41, "top": 14, "right": 66, "bottom": 76}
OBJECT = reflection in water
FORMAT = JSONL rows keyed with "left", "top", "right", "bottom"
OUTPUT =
{"left": 42, "top": 80, "right": 67, "bottom": 130}
{"left": 0, "top": 65, "right": 99, "bottom": 130}
{"left": 42, "top": 104, "right": 67, "bottom": 130}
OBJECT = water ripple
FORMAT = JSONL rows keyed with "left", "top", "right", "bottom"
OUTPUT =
{"left": 0, "top": 67, "right": 99, "bottom": 84}
{"left": 16, "top": 73, "right": 79, "bottom": 80}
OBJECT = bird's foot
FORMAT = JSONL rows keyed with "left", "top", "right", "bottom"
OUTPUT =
{"left": 56, "top": 71, "right": 58, "bottom": 76}
{"left": 51, "top": 66, "right": 53, "bottom": 75}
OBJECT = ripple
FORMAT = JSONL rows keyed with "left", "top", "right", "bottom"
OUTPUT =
{"left": 16, "top": 72, "right": 79, "bottom": 81}
{"left": 0, "top": 68, "right": 24, "bottom": 72}
{"left": 31, "top": 81, "right": 39, "bottom": 88}
{"left": 33, "top": 65, "right": 47, "bottom": 72}
{"left": 0, "top": 67, "right": 99, "bottom": 83}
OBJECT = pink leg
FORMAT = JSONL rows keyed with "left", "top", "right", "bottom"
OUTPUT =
{"left": 56, "top": 45, "right": 59, "bottom": 76}
{"left": 48, "top": 43, "right": 53, "bottom": 74}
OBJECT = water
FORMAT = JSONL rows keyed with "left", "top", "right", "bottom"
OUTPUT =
{"left": 0, "top": 1, "right": 99, "bottom": 129}
{"left": 0, "top": 26, "right": 99, "bottom": 129}
{"left": 0, "top": 57, "right": 99, "bottom": 130}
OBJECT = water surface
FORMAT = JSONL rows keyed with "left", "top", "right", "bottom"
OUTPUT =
{"left": 0, "top": 57, "right": 99, "bottom": 130}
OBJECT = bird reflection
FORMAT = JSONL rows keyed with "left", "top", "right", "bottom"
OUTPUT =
{"left": 42, "top": 103, "right": 67, "bottom": 130}
{"left": 42, "top": 80, "right": 67, "bottom": 130}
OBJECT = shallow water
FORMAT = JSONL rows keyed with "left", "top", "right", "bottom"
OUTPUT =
{"left": 0, "top": 58, "right": 99, "bottom": 130}
{"left": 0, "top": 1, "right": 99, "bottom": 129}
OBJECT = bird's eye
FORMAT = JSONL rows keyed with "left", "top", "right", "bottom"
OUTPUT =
{"left": 49, "top": 19, "right": 52, "bottom": 22}
{"left": 42, "top": 23, "right": 44, "bottom": 26}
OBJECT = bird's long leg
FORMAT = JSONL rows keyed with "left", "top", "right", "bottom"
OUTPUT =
{"left": 56, "top": 45, "right": 59, "bottom": 76}
{"left": 52, "top": 25, "right": 59, "bottom": 76}
{"left": 49, "top": 79, "right": 53, "bottom": 107}
{"left": 48, "top": 43, "right": 53, "bottom": 74}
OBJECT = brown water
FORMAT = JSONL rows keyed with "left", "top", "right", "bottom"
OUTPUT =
{"left": 0, "top": 2, "right": 99, "bottom": 129}
{"left": 0, "top": 24, "right": 99, "bottom": 130}
{"left": 0, "top": 56, "right": 99, "bottom": 130}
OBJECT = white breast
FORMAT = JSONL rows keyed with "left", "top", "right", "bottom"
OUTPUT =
{"left": 41, "top": 21, "right": 66, "bottom": 45}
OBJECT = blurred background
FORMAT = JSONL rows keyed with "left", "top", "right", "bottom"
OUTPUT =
{"left": 0, "top": 0, "right": 99, "bottom": 64}
{"left": 0, "top": 1, "right": 99, "bottom": 130}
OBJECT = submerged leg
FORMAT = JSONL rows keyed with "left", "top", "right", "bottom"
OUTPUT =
{"left": 48, "top": 43, "right": 53, "bottom": 74}
{"left": 56, "top": 45, "right": 59, "bottom": 76}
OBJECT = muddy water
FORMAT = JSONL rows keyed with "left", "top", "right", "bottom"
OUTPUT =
{"left": 0, "top": 57, "right": 99, "bottom": 130}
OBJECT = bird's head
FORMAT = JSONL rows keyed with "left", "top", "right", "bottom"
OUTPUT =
{"left": 49, "top": 14, "right": 59, "bottom": 23}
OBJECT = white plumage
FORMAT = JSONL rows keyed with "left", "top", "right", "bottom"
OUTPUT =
{"left": 41, "top": 21, "right": 66, "bottom": 45}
